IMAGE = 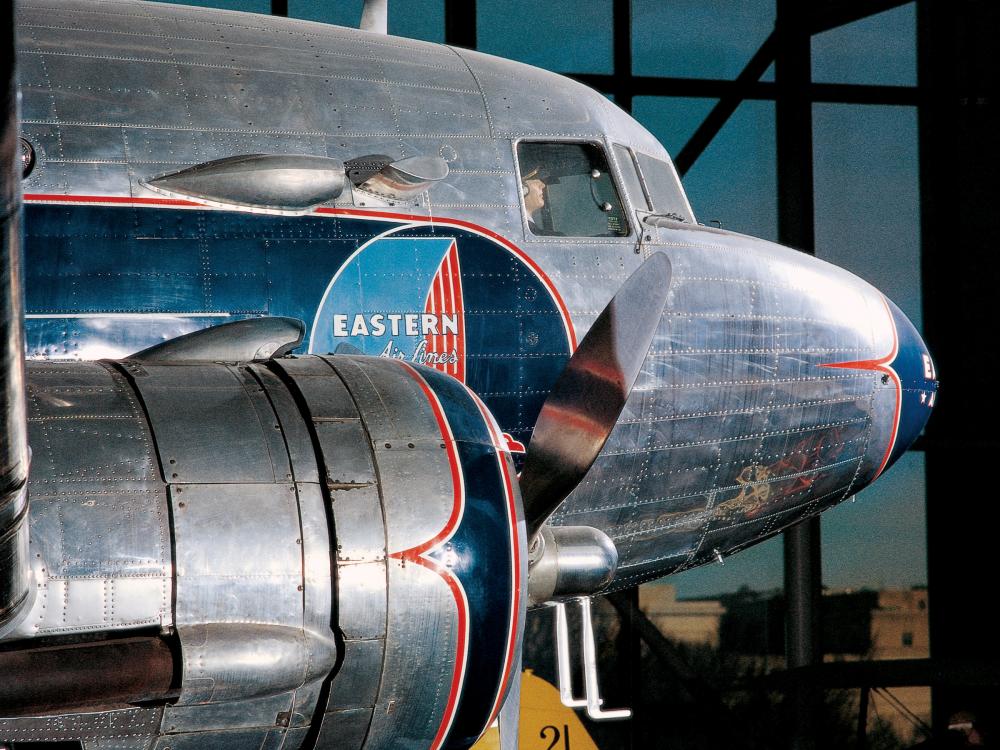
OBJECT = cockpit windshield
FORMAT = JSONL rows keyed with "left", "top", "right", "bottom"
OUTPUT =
{"left": 635, "top": 152, "right": 694, "bottom": 223}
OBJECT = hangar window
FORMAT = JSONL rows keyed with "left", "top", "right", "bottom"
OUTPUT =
{"left": 517, "top": 142, "right": 629, "bottom": 237}
{"left": 635, "top": 151, "right": 694, "bottom": 223}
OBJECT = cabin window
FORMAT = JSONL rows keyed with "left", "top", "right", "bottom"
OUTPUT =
{"left": 613, "top": 144, "right": 652, "bottom": 211}
{"left": 517, "top": 142, "right": 629, "bottom": 237}
{"left": 635, "top": 152, "right": 694, "bottom": 223}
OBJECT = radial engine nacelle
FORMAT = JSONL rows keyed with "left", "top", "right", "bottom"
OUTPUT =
{"left": 2, "top": 354, "right": 525, "bottom": 747}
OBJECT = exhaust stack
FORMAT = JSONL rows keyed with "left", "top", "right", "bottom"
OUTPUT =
{"left": 0, "top": 3, "right": 31, "bottom": 632}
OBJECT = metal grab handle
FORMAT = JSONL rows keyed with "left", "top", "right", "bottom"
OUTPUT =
{"left": 554, "top": 601, "right": 588, "bottom": 708}
{"left": 552, "top": 599, "right": 632, "bottom": 721}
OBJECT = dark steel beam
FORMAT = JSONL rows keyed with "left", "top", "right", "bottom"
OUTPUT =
{"left": 0, "top": 0, "right": 31, "bottom": 633}
{"left": 648, "top": 0, "right": 913, "bottom": 175}
{"left": 606, "top": 591, "right": 718, "bottom": 706}
{"left": 763, "top": 658, "right": 1000, "bottom": 690}
{"left": 674, "top": 34, "right": 777, "bottom": 175}
{"left": 775, "top": 3, "right": 821, "bottom": 748}
{"left": 810, "top": 0, "right": 914, "bottom": 35}
{"left": 612, "top": 0, "right": 633, "bottom": 113}
{"left": 445, "top": 0, "right": 477, "bottom": 50}
{"left": 571, "top": 73, "right": 918, "bottom": 106}
{"left": 918, "top": 0, "right": 1000, "bottom": 733}
{"left": 857, "top": 686, "right": 870, "bottom": 749}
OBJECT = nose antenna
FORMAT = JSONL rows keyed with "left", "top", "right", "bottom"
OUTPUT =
{"left": 360, "top": 0, "right": 387, "bottom": 34}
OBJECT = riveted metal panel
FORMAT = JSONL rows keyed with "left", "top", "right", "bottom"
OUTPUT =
{"left": 0, "top": 707, "right": 162, "bottom": 744}
{"left": 152, "top": 728, "right": 281, "bottom": 750}
{"left": 162, "top": 692, "right": 294, "bottom": 733}
{"left": 17, "top": 363, "right": 171, "bottom": 639}
{"left": 370, "top": 442, "right": 454, "bottom": 556}
{"left": 322, "top": 356, "right": 439, "bottom": 441}
{"left": 168, "top": 481, "right": 337, "bottom": 716}
{"left": 365, "top": 561, "right": 456, "bottom": 750}
{"left": 297, "top": 481, "right": 335, "bottom": 636}
{"left": 281, "top": 726, "right": 312, "bottom": 750}
{"left": 171, "top": 483, "right": 301, "bottom": 628}
{"left": 251, "top": 365, "right": 320, "bottom": 484}
{"left": 131, "top": 364, "right": 276, "bottom": 484}
{"left": 321, "top": 357, "right": 456, "bottom": 556}
{"left": 274, "top": 356, "right": 337, "bottom": 378}
{"left": 232, "top": 365, "right": 293, "bottom": 484}
{"left": 336, "top": 561, "right": 387, "bottom": 641}
{"left": 87, "top": 736, "right": 160, "bottom": 750}
{"left": 332, "top": 485, "right": 385, "bottom": 563}
{"left": 327, "top": 638, "right": 385, "bottom": 711}
{"left": 283, "top": 371, "right": 359, "bottom": 421}
{"left": 314, "top": 707, "right": 373, "bottom": 750}
{"left": 288, "top": 679, "right": 325, "bottom": 728}
{"left": 314, "top": 420, "right": 375, "bottom": 486}
{"left": 45, "top": 54, "right": 190, "bottom": 128}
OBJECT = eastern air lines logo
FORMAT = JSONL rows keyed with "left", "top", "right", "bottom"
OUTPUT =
{"left": 309, "top": 224, "right": 575, "bottom": 452}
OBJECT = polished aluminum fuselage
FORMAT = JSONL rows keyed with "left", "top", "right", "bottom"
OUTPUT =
{"left": 13, "top": 0, "right": 924, "bottom": 587}
{"left": 2, "top": 1, "right": 935, "bottom": 747}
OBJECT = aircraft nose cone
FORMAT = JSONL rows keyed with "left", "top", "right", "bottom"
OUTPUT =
{"left": 882, "top": 298, "right": 937, "bottom": 471}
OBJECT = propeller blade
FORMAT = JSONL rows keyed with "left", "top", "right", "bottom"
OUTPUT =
{"left": 520, "top": 252, "right": 672, "bottom": 542}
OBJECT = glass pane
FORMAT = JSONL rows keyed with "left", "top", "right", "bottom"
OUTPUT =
{"left": 813, "top": 103, "right": 921, "bottom": 328}
{"left": 612, "top": 143, "right": 651, "bottom": 211}
{"left": 518, "top": 142, "right": 629, "bottom": 237}
{"left": 635, "top": 98, "right": 777, "bottom": 241}
{"left": 477, "top": 0, "right": 613, "bottom": 74}
{"left": 823, "top": 453, "right": 927, "bottom": 590}
{"left": 812, "top": 4, "right": 917, "bottom": 86}
{"left": 390, "top": 1, "right": 445, "bottom": 43}
{"left": 634, "top": 152, "right": 693, "bottom": 221}
{"left": 633, "top": 0, "right": 775, "bottom": 80}
{"left": 287, "top": 0, "right": 358, "bottom": 26}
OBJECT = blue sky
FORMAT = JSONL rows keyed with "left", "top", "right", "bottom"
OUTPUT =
{"left": 155, "top": 0, "right": 926, "bottom": 597}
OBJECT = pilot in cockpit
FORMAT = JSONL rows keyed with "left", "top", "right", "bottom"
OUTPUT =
{"left": 521, "top": 165, "right": 553, "bottom": 236}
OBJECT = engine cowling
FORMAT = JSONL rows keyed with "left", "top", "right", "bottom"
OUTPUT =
{"left": 1, "top": 355, "right": 525, "bottom": 750}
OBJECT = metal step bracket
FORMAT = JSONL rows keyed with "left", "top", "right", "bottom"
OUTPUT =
{"left": 553, "top": 598, "right": 632, "bottom": 721}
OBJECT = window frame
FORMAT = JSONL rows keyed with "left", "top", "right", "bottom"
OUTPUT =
{"left": 513, "top": 137, "right": 633, "bottom": 240}
{"left": 611, "top": 142, "right": 652, "bottom": 213}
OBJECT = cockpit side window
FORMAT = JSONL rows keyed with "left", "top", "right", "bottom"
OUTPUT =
{"left": 517, "top": 142, "right": 630, "bottom": 238}
{"left": 612, "top": 144, "right": 651, "bottom": 212}
{"left": 634, "top": 152, "right": 695, "bottom": 223}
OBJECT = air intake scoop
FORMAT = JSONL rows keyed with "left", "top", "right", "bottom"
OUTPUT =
{"left": 143, "top": 154, "right": 347, "bottom": 214}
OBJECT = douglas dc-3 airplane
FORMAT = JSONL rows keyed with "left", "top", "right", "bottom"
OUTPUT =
{"left": 0, "top": 0, "right": 937, "bottom": 748}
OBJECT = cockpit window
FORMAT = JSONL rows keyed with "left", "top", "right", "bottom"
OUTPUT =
{"left": 634, "top": 152, "right": 694, "bottom": 223}
{"left": 517, "top": 142, "right": 629, "bottom": 237}
{"left": 613, "top": 144, "right": 651, "bottom": 212}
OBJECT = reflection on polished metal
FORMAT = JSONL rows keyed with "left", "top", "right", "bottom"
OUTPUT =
{"left": 5, "top": 0, "right": 942, "bottom": 743}
{"left": 144, "top": 154, "right": 347, "bottom": 214}
{"left": 0, "top": 2, "right": 30, "bottom": 634}
{"left": 357, "top": 155, "right": 450, "bottom": 200}
{"left": 521, "top": 252, "right": 672, "bottom": 541}
{"left": 528, "top": 525, "right": 619, "bottom": 606}
{"left": 553, "top": 599, "right": 632, "bottom": 721}
{"left": 131, "top": 317, "right": 305, "bottom": 362}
